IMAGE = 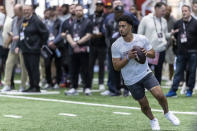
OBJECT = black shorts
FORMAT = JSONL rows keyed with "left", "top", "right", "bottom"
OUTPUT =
{"left": 126, "top": 73, "right": 159, "bottom": 100}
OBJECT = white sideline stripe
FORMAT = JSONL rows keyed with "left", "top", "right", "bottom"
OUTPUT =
{"left": 0, "top": 95, "right": 197, "bottom": 115}
{"left": 113, "top": 112, "right": 131, "bottom": 115}
{"left": 58, "top": 113, "right": 77, "bottom": 117}
{"left": 0, "top": 90, "right": 60, "bottom": 95}
{"left": 4, "top": 115, "right": 22, "bottom": 119}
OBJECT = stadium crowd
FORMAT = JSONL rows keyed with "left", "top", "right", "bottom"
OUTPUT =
{"left": 0, "top": 0, "right": 197, "bottom": 98}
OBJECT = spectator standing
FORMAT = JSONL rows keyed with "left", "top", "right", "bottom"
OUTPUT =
{"left": 138, "top": 2, "right": 171, "bottom": 84}
{"left": 65, "top": 4, "right": 92, "bottom": 95}
{"left": 61, "top": 4, "right": 76, "bottom": 88}
{"left": 16, "top": 4, "right": 49, "bottom": 92}
{"left": 88, "top": 0, "right": 106, "bottom": 90}
{"left": 0, "top": 5, "right": 10, "bottom": 71}
{"left": 103, "top": 2, "right": 113, "bottom": 17}
{"left": 166, "top": 4, "right": 197, "bottom": 97}
{"left": 164, "top": 6, "right": 176, "bottom": 85}
{"left": 0, "top": 6, "right": 6, "bottom": 87}
{"left": 130, "top": 5, "right": 142, "bottom": 21}
{"left": 1, "top": 5, "right": 14, "bottom": 89}
{"left": 192, "top": 1, "right": 197, "bottom": 19}
{"left": 39, "top": 8, "right": 51, "bottom": 88}
{"left": 44, "top": 7, "right": 63, "bottom": 89}
{"left": 1, "top": 4, "right": 28, "bottom": 92}
{"left": 59, "top": 4, "right": 70, "bottom": 22}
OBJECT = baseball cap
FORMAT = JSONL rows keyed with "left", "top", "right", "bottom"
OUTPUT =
{"left": 105, "top": 2, "right": 112, "bottom": 7}
{"left": 114, "top": 5, "right": 124, "bottom": 12}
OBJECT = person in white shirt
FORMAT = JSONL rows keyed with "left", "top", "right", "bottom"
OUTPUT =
{"left": 138, "top": 2, "right": 172, "bottom": 84}
{"left": 0, "top": 7, "right": 6, "bottom": 87}
{"left": 112, "top": 14, "right": 180, "bottom": 130}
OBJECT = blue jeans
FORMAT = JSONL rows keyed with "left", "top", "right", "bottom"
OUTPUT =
{"left": 171, "top": 52, "right": 197, "bottom": 92}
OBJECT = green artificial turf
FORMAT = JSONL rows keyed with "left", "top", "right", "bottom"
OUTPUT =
{"left": 0, "top": 73, "right": 197, "bottom": 131}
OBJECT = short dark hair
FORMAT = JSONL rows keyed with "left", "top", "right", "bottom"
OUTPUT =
{"left": 70, "top": 4, "right": 76, "bottom": 7}
{"left": 182, "top": 4, "right": 191, "bottom": 11}
{"left": 62, "top": 4, "right": 69, "bottom": 9}
{"left": 118, "top": 15, "right": 133, "bottom": 26}
{"left": 75, "top": 4, "right": 83, "bottom": 9}
{"left": 154, "top": 2, "right": 167, "bottom": 9}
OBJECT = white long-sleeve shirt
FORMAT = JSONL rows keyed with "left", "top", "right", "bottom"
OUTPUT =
{"left": 0, "top": 12, "right": 5, "bottom": 46}
{"left": 138, "top": 13, "right": 170, "bottom": 52}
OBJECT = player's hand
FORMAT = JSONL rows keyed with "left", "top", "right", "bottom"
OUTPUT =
{"left": 128, "top": 49, "right": 137, "bottom": 59}
{"left": 141, "top": 48, "right": 147, "bottom": 56}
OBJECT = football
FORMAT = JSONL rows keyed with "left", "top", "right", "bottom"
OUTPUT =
{"left": 133, "top": 46, "right": 146, "bottom": 64}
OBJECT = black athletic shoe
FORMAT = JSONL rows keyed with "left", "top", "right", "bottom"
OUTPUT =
{"left": 23, "top": 88, "right": 40, "bottom": 92}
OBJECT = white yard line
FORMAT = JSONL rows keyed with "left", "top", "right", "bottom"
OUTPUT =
{"left": 58, "top": 113, "right": 77, "bottom": 117}
{"left": 113, "top": 112, "right": 131, "bottom": 115}
{"left": 0, "top": 90, "right": 60, "bottom": 95}
{"left": 4, "top": 115, "right": 22, "bottom": 119}
{"left": 0, "top": 94, "right": 197, "bottom": 115}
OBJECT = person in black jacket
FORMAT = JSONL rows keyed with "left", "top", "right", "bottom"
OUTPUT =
{"left": 44, "top": 6, "right": 64, "bottom": 89}
{"left": 65, "top": 4, "right": 92, "bottom": 95}
{"left": 166, "top": 4, "right": 197, "bottom": 97}
{"left": 61, "top": 4, "right": 76, "bottom": 88}
{"left": 15, "top": 4, "right": 49, "bottom": 92}
{"left": 88, "top": 0, "right": 106, "bottom": 91}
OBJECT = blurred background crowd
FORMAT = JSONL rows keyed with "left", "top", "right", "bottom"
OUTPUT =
{"left": 0, "top": 0, "right": 197, "bottom": 97}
